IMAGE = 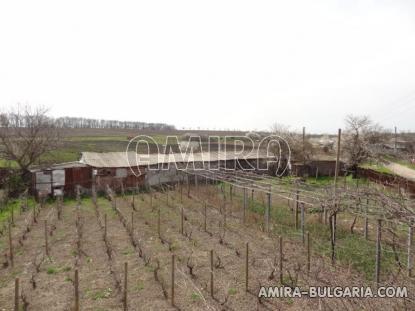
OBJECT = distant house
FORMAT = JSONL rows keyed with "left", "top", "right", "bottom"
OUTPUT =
{"left": 382, "top": 140, "right": 412, "bottom": 152}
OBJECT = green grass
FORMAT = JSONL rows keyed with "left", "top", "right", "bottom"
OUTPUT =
{"left": 360, "top": 163, "right": 394, "bottom": 174}
{"left": 0, "top": 159, "right": 18, "bottom": 168}
{"left": 228, "top": 288, "right": 237, "bottom": 295}
{"left": 47, "top": 267, "right": 58, "bottom": 274}
{"left": 86, "top": 288, "right": 113, "bottom": 300}
{"left": 135, "top": 280, "right": 145, "bottom": 291}
{"left": 191, "top": 292, "right": 201, "bottom": 302}
{"left": 0, "top": 197, "right": 36, "bottom": 225}
{"left": 218, "top": 181, "right": 401, "bottom": 281}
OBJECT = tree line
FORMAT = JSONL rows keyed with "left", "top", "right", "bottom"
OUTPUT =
{"left": 53, "top": 116, "right": 175, "bottom": 130}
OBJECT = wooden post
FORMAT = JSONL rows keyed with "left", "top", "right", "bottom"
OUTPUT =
{"left": 124, "top": 262, "right": 128, "bottom": 311}
{"left": 75, "top": 269, "right": 79, "bottom": 311}
{"left": 266, "top": 192, "right": 271, "bottom": 234}
{"left": 157, "top": 207, "right": 161, "bottom": 238}
{"left": 364, "top": 198, "right": 369, "bottom": 240}
{"left": 306, "top": 231, "right": 310, "bottom": 274}
{"left": 331, "top": 129, "right": 341, "bottom": 265}
{"left": 150, "top": 191, "right": 153, "bottom": 208}
{"left": 204, "top": 203, "right": 207, "bottom": 232}
{"left": 301, "top": 203, "right": 305, "bottom": 244}
{"left": 104, "top": 214, "right": 107, "bottom": 241}
{"left": 295, "top": 189, "right": 299, "bottom": 230}
{"left": 33, "top": 205, "right": 37, "bottom": 223}
{"left": 210, "top": 250, "right": 214, "bottom": 297}
{"left": 180, "top": 179, "right": 183, "bottom": 203}
{"left": 14, "top": 278, "right": 19, "bottom": 311}
{"left": 408, "top": 226, "right": 413, "bottom": 277}
{"left": 131, "top": 211, "right": 134, "bottom": 234}
{"left": 301, "top": 126, "right": 306, "bottom": 177}
{"left": 11, "top": 205, "right": 14, "bottom": 225}
{"left": 245, "top": 242, "right": 249, "bottom": 292}
{"left": 279, "top": 236, "right": 283, "bottom": 284}
{"left": 375, "top": 219, "right": 382, "bottom": 287}
{"left": 9, "top": 222, "right": 13, "bottom": 267}
{"left": 243, "top": 188, "right": 247, "bottom": 224}
{"left": 330, "top": 214, "right": 336, "bottom": 265}
{"left": 171, "top": 254, "right": 175, "bottom": 306}
{"left": 45, "top": 220, "right": 49, "bottom": 256}
{"left": 230, "top": 185, "right": 233, "bottom": 203}
{"left": 180, "top": 206, "right": 184, "bottom": 235}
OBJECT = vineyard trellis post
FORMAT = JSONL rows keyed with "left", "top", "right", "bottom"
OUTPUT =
{"left": 181, "top": 206, "right": 184, "bottom": 235}
{"left": 265, "top": 192, "right": 271, "bottom": 234}
{"left": 204, "top": 202, "right": 207, "bottom": 232}
{"left": 331, "top": 128, "right": 341, "bottom": 265}
{"left": 408, "top": 225, "right": 413, "bottom": 277}
{"left": 210, "top": 249, "right": 214, "bottom": 297}
{"left": 131, "top": 211, "right": 134, "bottom": 234}
{"left": 279, "top": 236, "right": 283, "bottom": 284}
{"left": 9, "top": 222, "right": 13, "bottom": 267}
{"left": 157, "top": 207, "right": 161, "bottom": 238}
{"left": 124, "top": 262, "right": 128, "bottom": 311}
{"left": 307, "top": 231, "right": 310, "bottom": 274}
{"left": 104, "top": 214, "right": 107, "bottom": 241}
{"left": 245, "top": 242, "right": 249, "bottom": 292}
{"left": 364, "top": 198, "right": 369, "bottom": 240}
{"left": 375, "top": 219, "right": 382, "bottom": 287}
{"left": 180, "top": 176, "right": 183, "bottom": 203}
{"left": 45, "top": 220, "right": 49, "bottom": 257}
{"left": 295, "top": 188, "right": 299, "bottom": 230}
{"left": 243, "top": 187, "right": 247, "bottom": 224}
{"left": 171, "top": 254, "right": 175, "bottom": 306}
{"left": 301, "top": 203, "right": 305, "bottom": 244}
{"left": 75, "top": 269, "right": 79, "bottom": 311}
{"left": 187, "top": 174, "right": 190, "bottom": 198}
{"left": 14, "top": 278, "right": 19, "bottom": 311}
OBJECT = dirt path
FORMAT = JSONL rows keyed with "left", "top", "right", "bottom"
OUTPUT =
{"left": 112, "top": 196, "right": 222, "bottom": 311}
{"left": 0, "top": 205, "right": 56, "bottom": 310}
{"left": 386, "top": 162, "right": 415, "bottom": 181}
{"left": 96, "top": 197, "right": 174, "bottom": 310}
{"left": 76, "top": 200, "right": 122, "bottom": 310}
{"left": 25, "top": 203, "right": 77, "bottom": 310}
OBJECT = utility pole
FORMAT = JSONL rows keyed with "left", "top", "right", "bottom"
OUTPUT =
{"left": 302, "top": 126, "right": 306, "bottom": 177}
{"left": 394, "top": 126, "right": 397, "bottom": 154}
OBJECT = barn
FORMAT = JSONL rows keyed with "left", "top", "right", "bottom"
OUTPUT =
{"left": 31, "top": 150, "right": 270, "bottom": 197}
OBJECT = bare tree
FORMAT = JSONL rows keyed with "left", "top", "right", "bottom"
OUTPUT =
{"left": 269, "top": 123, "right": 314, "bottom": 172}
{"left": 0, "top": 105, "right": 61, "bottom": 176}
{"left": 342, "top": 115, "right": 387, "bottom": 175}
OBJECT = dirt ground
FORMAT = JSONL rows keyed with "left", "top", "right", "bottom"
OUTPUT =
{"left": 0, "top": 185, "right": 414, "bottom": 310}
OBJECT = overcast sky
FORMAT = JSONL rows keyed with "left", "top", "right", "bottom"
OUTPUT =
{"left": 1, "top": 0, "right": 414, "bottom": 133}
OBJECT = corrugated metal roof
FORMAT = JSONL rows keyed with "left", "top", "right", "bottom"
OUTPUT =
{"left": 30, "top": 161, "right": 88, "bottom": 172}
{"left": 80, "top": 151, "right": 270, "bottom": 168}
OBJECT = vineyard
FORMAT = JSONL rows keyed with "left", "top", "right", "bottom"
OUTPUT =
{"left": 0, "top": 175, "right": 414, "bottom": 310}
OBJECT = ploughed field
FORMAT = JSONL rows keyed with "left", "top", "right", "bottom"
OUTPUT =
{"left": 0, "top": 184, "right": 412, "bottom": 310}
